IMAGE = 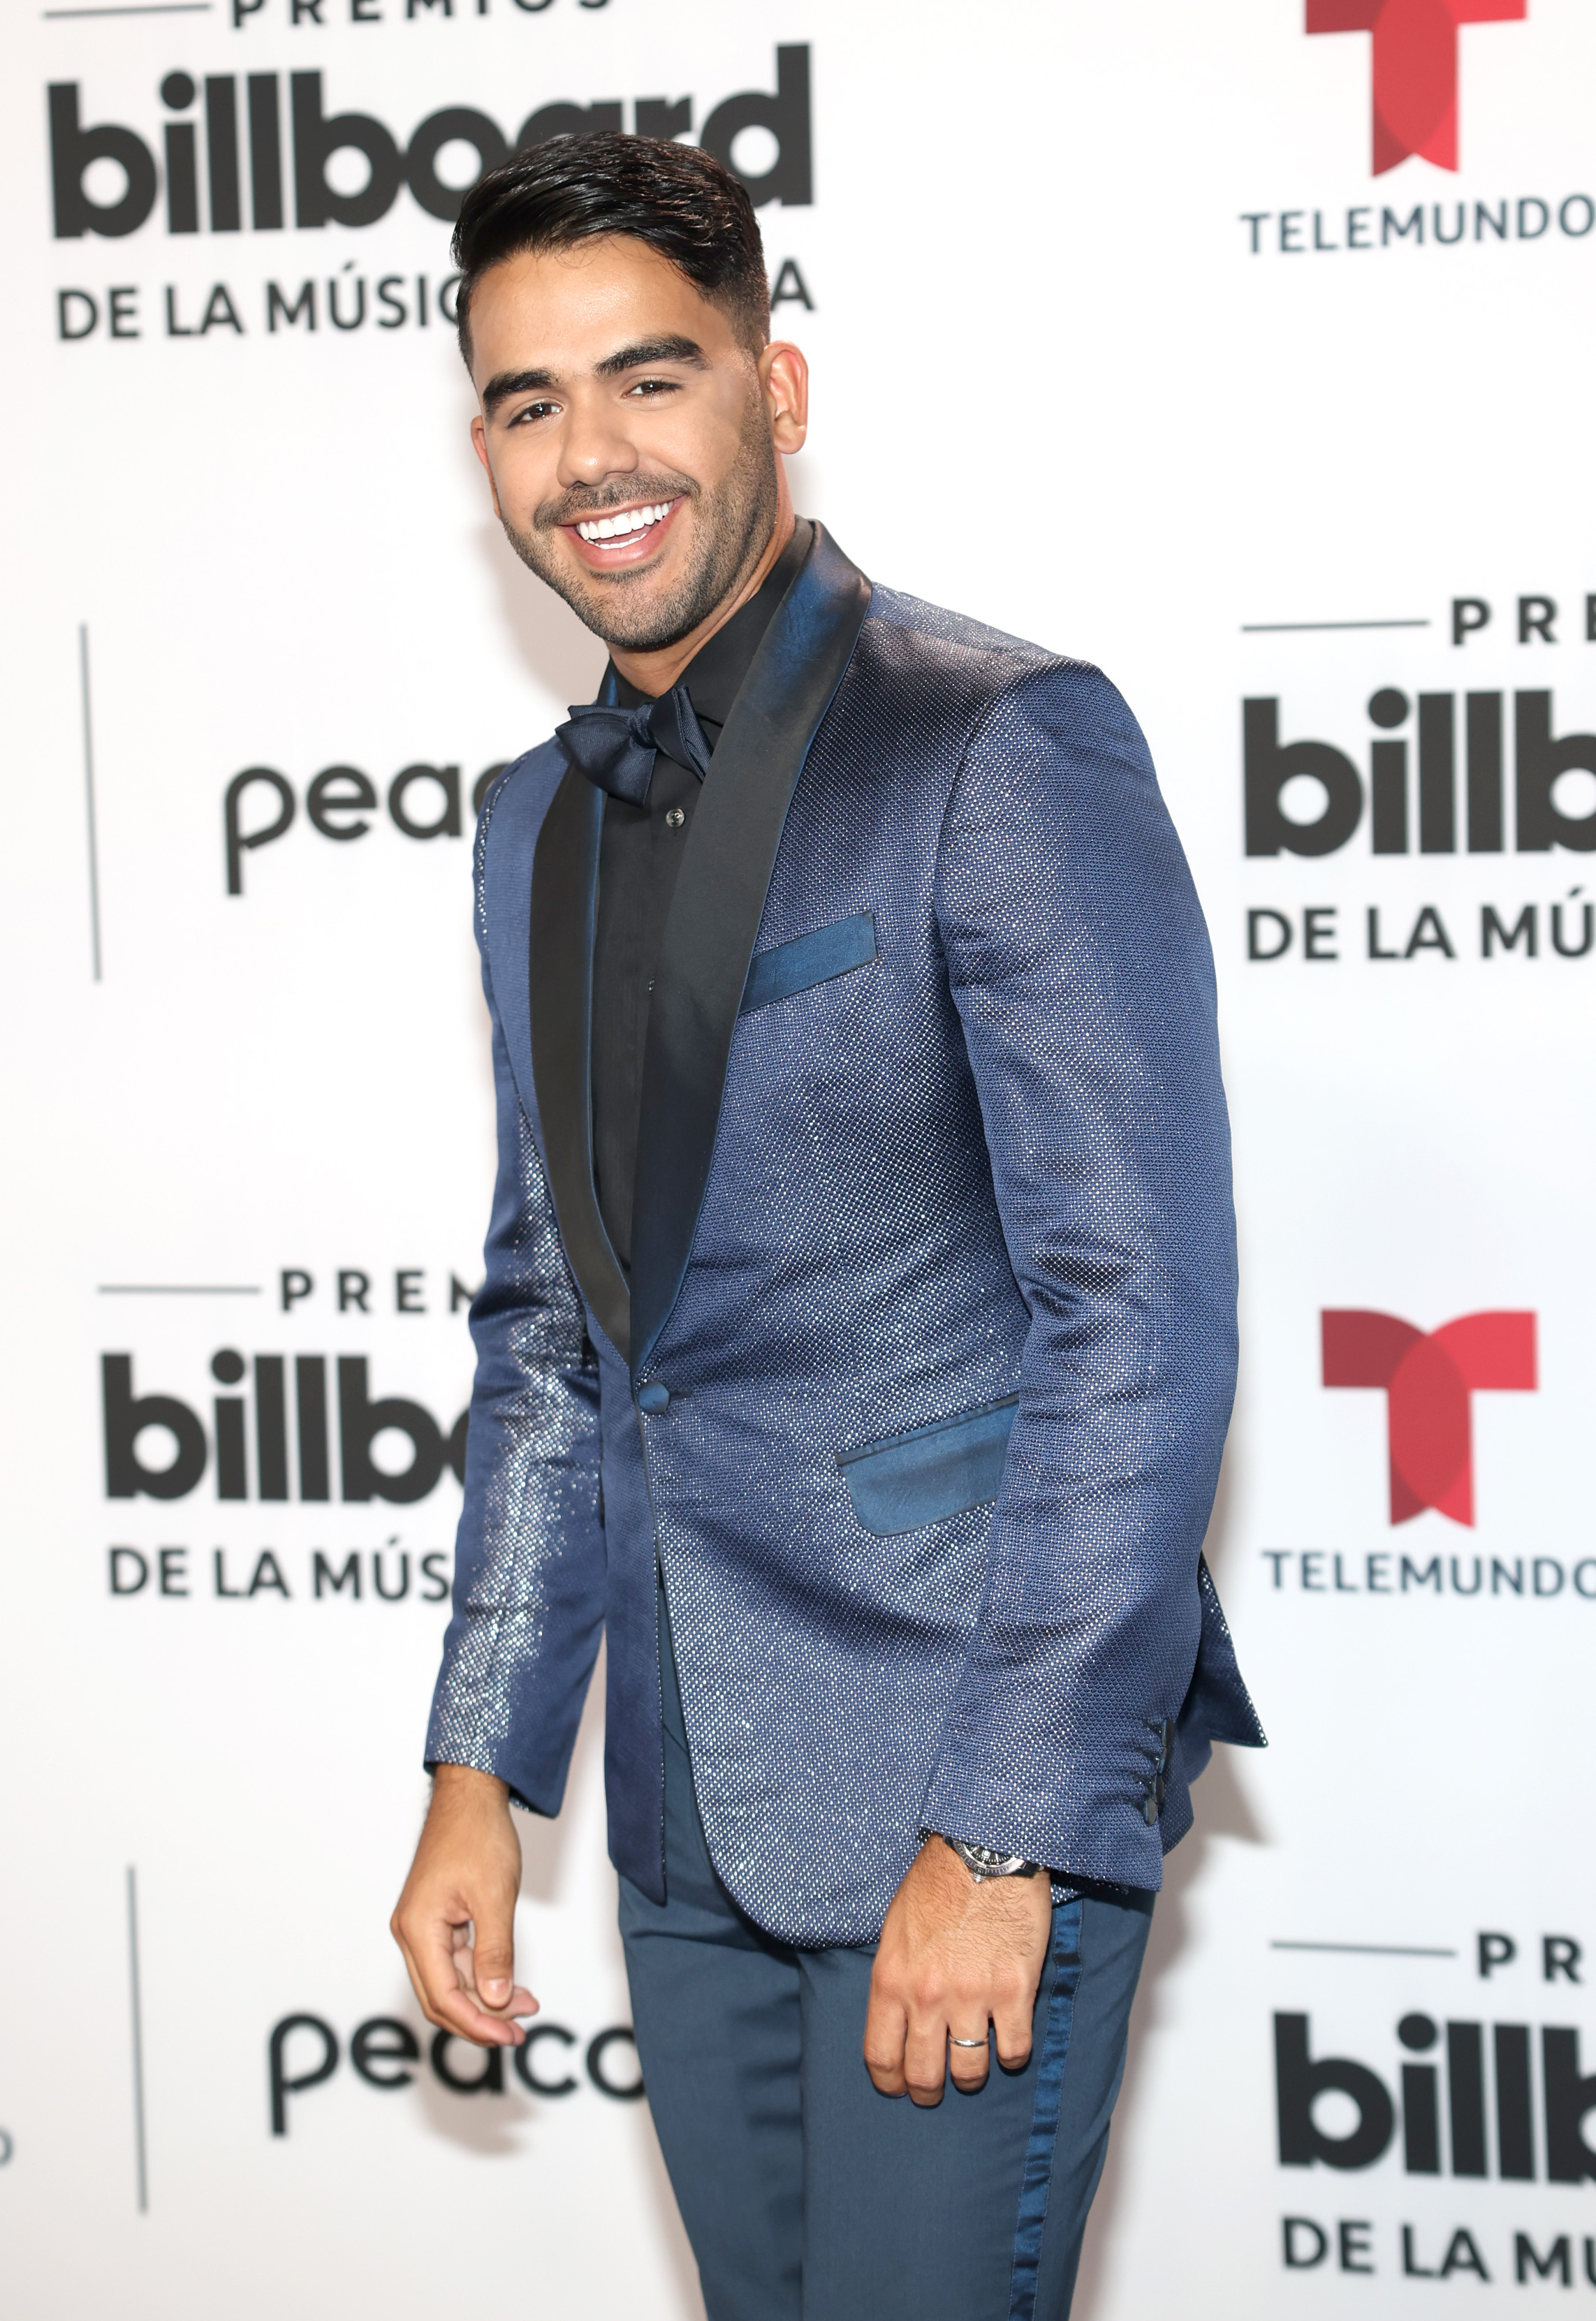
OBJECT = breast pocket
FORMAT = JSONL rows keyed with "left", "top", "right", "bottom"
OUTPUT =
{"left": 740, "top": 911, "right": 878, "bottom": 1017}
{"left": 837, "top": 1396, "right": 1019, "bottom": 1537}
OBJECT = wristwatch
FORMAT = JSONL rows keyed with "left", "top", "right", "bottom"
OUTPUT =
{"left": 937, "top": 1834, "right": 1041, "bottom": 1882}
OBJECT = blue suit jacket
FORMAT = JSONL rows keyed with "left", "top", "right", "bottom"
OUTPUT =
{"left": 426, "top": 525, "right": 1263, "bottom": 1948}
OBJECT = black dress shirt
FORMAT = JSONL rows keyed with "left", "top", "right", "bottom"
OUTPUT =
{"left": 592, "top": 519, "right": 812, "bottom": 1274}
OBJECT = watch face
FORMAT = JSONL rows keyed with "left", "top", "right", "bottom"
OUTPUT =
{"left": 932, "top": 1833, "right": 1038, "bottom": 1879}
{"left": 950, "top": 1838, "right": 1034, "bottom": 1877}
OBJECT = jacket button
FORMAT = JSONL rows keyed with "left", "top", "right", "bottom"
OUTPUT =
{"left": 637, "top": 1382, "right": 670, "bottom": 1414}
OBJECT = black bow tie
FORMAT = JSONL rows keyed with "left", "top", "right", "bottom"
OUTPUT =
{"left": 556, "top": 683, "right": 712, "bottom": 805}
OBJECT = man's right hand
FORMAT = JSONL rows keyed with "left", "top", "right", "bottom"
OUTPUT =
{"left": 390, "top": 1764, "right": 537, "bottom": 2047}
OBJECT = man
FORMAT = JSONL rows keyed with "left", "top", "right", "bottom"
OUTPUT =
{"left": 393, "top": 133, "right": 1262, "bottom": 2320}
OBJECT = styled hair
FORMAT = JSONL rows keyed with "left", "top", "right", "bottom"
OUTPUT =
{"left": 452, "top": 133, "right": 769, "bottom": 363}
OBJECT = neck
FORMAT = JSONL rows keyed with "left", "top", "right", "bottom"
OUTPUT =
{"left": 607, "top": 482, "right": 796, "bottom": 698}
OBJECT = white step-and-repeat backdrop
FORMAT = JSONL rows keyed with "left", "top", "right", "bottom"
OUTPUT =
{"left": 3, "top": 1, "right": 1594, "bottom": 2311}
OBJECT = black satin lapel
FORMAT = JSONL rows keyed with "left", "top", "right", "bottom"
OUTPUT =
{"left": 629, "top": 524, "right": 873, "bottom": 1379}
{"left": 529, "top": 761, "right": 631, "bottom": 1361}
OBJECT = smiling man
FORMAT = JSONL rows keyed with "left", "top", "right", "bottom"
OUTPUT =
{"left": 392, "top": 134, "right": 1261, "bottom": 2321}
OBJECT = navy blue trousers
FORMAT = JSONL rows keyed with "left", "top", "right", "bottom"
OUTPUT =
{"left": 618, "top": 1597, "right": 1152, "bottom": 2321}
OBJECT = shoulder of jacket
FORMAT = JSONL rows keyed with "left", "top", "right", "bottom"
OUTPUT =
{"left": 863, "top": 583, "right": 1068, "bottom": 672}
{"left": 861, "top": 585, "right": 1115, "bottom": 707}
{"left": 858, "top": 585, "right": 1122, "bottom": 728}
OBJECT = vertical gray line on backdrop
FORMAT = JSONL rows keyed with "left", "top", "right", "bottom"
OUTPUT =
{"left": 79, "top": 624, "right": 102, "bottom": 983}
{"left": 126, "top": 1866, "right": 148, "bottom": 2214}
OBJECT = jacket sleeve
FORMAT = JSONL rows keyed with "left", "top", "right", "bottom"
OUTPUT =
{"left": 921, "top": 659, "right": 1238, "bottom": 1889}
{"left": 424, "top": 822, "right": 605, "bottom": 1815}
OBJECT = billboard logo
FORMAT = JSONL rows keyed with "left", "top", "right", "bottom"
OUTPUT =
{"left": 1307, "top": 0, "right": 1526, "bottom": 177}
{"left": 102, "top": 1350, "right": 467, "bottom": 1504}
{"left": 1277, "top": 2007, "right": 1596, "bottom": 2183}
{"left": 47, "top": 49, "right": 810, "bottom": 240}
{"left": 1322, "top": 1309, "right": 1536, "bottom": 1525}
{"left": 1243, "top": 690, "right": 1596, "bottom": 858}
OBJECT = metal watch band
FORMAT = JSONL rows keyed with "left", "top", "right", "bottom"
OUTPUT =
{"left": 938, "top": 1834, "right": 1041, "bottom": 1882}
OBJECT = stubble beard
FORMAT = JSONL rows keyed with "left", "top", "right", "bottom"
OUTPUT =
{"left": 499, "top": 400, "right": 782, "bottom": 654}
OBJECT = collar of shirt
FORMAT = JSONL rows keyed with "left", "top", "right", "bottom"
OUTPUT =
{"left": 604, "top": 517, "right": 812, "bottom": 749}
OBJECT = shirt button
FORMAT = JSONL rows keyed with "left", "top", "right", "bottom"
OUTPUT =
{"left": 665, "top": 806, "right": 685, "bottom": 829}
{"left": 638, "top": 1382, "right": 670, "bottom": 1413}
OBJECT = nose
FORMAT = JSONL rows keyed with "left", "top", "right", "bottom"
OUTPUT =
{"left": 555, "top": 384, "right": 641, "bottom": 495}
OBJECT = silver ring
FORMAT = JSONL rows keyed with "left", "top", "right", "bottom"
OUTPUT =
{"left": 949, "top": 2034, "right": 988, "bottom": 2048}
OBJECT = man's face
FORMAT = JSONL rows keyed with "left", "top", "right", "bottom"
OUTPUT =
{"left": 467, "top": 237, "right": 800, "bottom": 654}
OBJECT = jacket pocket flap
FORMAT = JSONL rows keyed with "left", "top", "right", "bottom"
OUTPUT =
{"left": 740, "top": 911, "right": 877, "bottom": 1017}
{"left": 838, "top": 1396, "right": 1018, "bottom": 1537}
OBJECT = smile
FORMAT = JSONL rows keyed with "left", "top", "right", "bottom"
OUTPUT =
{"left": 574, "top": 501, "right": 676, "bottom": 544}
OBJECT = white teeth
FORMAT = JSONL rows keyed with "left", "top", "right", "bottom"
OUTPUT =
{"left": 576, "top": 501, "right": 673, "bottom": 544}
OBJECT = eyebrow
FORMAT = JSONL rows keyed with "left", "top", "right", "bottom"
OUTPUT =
{"left": 481, "top": 336, "right": 710, "bottom": 413}
{"left": 481, "top": 366, "right": 559, "bottom": 414}
{"left": 594, "top": 335, "right": 708, "bottom": 378}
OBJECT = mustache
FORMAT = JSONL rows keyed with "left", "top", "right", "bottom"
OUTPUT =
{"left": 536, "top": 476, "right": 698, "bottom": 532}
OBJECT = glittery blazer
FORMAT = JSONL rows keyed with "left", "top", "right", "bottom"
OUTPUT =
{"left": 426, "top": 523, "right": 1263, "bottom": 1948}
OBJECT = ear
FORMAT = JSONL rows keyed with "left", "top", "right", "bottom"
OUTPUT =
{"left": 761, "top": 341, "right": 809, "bottom": 456}
{"left": 469, "top": 412, "right": 504, "bottom": 518}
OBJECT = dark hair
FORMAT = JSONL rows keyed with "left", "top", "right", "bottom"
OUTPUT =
{"left": 452, "top": 133, "right": 768, "bottom": 363}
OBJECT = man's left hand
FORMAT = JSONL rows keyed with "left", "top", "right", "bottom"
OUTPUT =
{"left": 863, "top": 1837, "right": 1053, "bottom": 2104}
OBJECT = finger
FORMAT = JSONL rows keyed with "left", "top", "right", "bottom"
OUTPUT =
{"left": 471, "top": 1906, "right": 519, "bottom": 2012}
{"left": 946, "top": 2023, "right": 992, "bottom": 2093}
{"left": 390, "top": 1919, "right": 435, "bottom": 2022}
{"left": 402, "top": 1910, "right": 522, "bottom": 2044}
{"left": 395, "top": 1934, "right": 514, "bottom": 2043}
{"left": 862, "top": 1980, "right": 909, "bottom": 2097}
{"left": 460, "top": 1973, "right": 539, "bottom": 2021}
{"left": 429, "top": 1983, "right": 527, "bottom": 2047}
{"left": 902, "top": 2014, "right": 949, "bottom": 2107}
{"left": 448, "top": 1926, "right": 536, "bottom": 2021}
{"left": 992, "top": 1991, "right": 1035, "bottom": 2075}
